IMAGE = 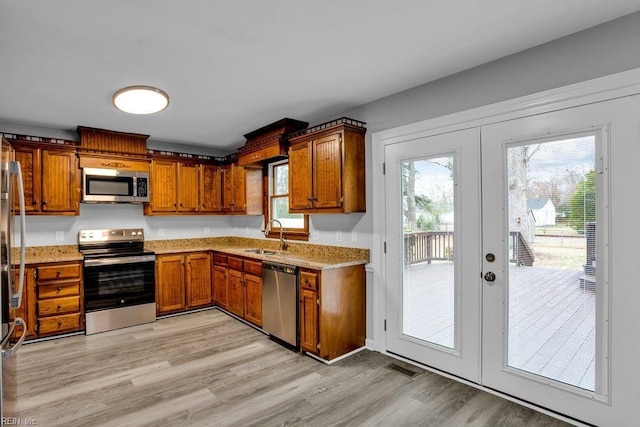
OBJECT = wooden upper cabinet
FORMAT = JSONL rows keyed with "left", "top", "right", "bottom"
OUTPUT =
{"left": 12, "top": 143, "right": 78, "bottom": 215}
{"left": 288, "top": 121, "right": 366, "bottom": 214}
{"left": 289, "top": 141, "right": 313, "bottom": 210}
{"left": 220, "top": 163, "right": 262, "bottom": 215}
{"left": 312, "top": 133, "right": 342, "bottom": 209}
{"left": 149, "top": 160, "right": 178, "bottom": 213}
{"left": 200, "top": 164, "right": 222, "bottom": 213}
{"left": 41, "top": 150, "right": 78, "bottom": 213}
{"left": 13, "top": 145, "right": 40, "bottom": 213}
{"left": 178, "top": 163, "right": 200, "bottom": 212}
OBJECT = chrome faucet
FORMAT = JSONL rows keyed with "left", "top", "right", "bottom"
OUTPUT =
{"left": 265, "top": 219, "right": 287, "bottom": 251}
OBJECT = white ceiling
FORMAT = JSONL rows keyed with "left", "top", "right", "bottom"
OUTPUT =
{"left": 2, "top": 1, "right": 640, "bottom": 152}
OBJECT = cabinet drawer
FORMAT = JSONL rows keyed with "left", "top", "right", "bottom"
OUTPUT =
{"left": 37, "top": 263, "right": 81, "bottom": 281}
{"left": 213, "top": 253, "right": 228, "bottom": 266}
{"left": 38, "top": 313, "right": 81, "bottom": 335}
{"left": 38, "top": 281, "right": 80, "bottom": 299}
{"left": 228, "top": 256, "right": 244, "bottom": 271}
{"left": 37, "top": 296, "right": 80, "bottom": 316}
{"left": 300, "top": 271, "right": 318, "bottom": 290}
{"left": 244, "top": 260, "right": 262, "bottom": 276}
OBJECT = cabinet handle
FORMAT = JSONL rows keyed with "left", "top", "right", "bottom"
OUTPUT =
{"left": 42, "top": 200, "right": 48, "bottom": 205}
{"left": 32, "top": 201, "right": 38, "bottom": 206}
{"left": 57, "top": 286, "right": 62, "bottom": 291}
{"left": 57, "top": 305, "right": 62, "bottom": 311}
{"left": 56, "top": 271, "right": 61, "bottom": 277}
{"left": 174, "top": 203, "right": 177, "bottom": 207}
{"left": 57, "top": 321, "right": 62, "bottom": 327}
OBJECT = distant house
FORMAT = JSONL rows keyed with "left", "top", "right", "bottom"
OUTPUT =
{"left": 527, "top": 198, "right": 556, "bottom": 226}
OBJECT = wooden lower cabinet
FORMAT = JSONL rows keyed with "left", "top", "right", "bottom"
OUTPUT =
{"left": 227, "top": 267, "right": 244, "bottom": 317}
{"left": 156, "top": 252, "right": 212, "bottom": 315}
{"left": 213, "top": 253, "right": 262, "bottom": 327}
{"left": 10, "top": 261, "right": 85, "bottom": 340}
{"left": 299, "top": 265, "right": 366, "bottom": 361}
{"left": 213, "top": 253, "right": 228, "bottom": 309}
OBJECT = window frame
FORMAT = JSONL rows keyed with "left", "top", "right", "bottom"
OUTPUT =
{"left": 265, "top": 160, "right": 309, "bottom": 241}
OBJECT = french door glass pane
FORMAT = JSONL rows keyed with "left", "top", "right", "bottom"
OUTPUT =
{"left": 402, "top": 156, "right": 455, "bottom": 349}
{"left": 506, "top": 135, "right": 596, "bottom": 391}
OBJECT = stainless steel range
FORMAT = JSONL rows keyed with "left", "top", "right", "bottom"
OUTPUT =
{"left": 79, "top": 228, "right": 156, "bottom": 334}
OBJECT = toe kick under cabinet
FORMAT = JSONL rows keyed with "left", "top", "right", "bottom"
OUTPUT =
{"left": 299, "top": 264, "right": 366, "bottom": 361}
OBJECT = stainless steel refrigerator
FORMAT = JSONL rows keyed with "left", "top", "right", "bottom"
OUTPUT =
{"left": 1, "top": 137, "right": 27, "bottom": 419}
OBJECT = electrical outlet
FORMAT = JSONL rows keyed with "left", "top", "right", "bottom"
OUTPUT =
{"left": 336, "top": 231, "right": 342, "bottom": 242}
{"left": 245, "top": 227, "right": 249, "bottom": 235}
{"left": 351, "top": 231, "right": 357, "bottom": 243}
{"left": 54, "top": 231, "right": 64, "bottom": 242}
{"left": 204, "top": 227, "right": 210, "bottom": 235}
{"left": 158, "top": 228, "right": 165, "bottom": 237}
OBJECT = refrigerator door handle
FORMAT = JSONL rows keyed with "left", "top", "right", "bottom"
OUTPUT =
{"left": 8, "top": 160, "right": 26, "bottom": 309}
{"left": 1, "top": 317, "right": 26, "bottom": 358}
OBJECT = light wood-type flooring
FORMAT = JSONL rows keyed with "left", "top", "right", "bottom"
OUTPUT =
{"left": 15, "top": 309, "right": 571, "bottom": 426}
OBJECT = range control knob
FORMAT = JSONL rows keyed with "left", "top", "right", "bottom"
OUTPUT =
{"left": 81, "top": 233, "right": 86, "bottom": 239}
{"left": 131, "top": 231, "right": 136, "bottom": 236}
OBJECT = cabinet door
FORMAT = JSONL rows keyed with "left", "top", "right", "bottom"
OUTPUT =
{"left": 212, "top": 264, "right": 228, "bottom": 309}
{"left": 12, "top": 146, "right": 41, "bottom": 213}
{"left": 200, "top": 164, "right": 222, "bottom": 213}
{"left": 10, "top": 266, "right": 37, "bottom": 340}
{"left": 289, "top": 141, "right": 313, "bottom": 210}
{"left": 312, "top": 132, "right": 343, "bottom": 209}
{"left": 156, "top": 255, "right": 186, "bottom": 314}
{"left": 150, "top": 160, "right": 178, "bottom": 212}
{"left": 178, "top": 163, "right": 200, "bottom": 212}
{"left": 41, "top": 149, "right": 77, "bottom": 213}
{"left": 221, "top": 165, "right": 233, "bottom": 211}
{"left": 186, "top": 252, "right": 212, "bottom": 308}
{"left": 244, "top": 273, "right": 262, "bottom": 327}
{"left": 227, "top": 268, "right": 244, "bottom": 317}
{"left": 300, "top": 288, "right": 319, "bottom": 354}
{"left": 232, "top": 164, "right": 246, "bottom": 212}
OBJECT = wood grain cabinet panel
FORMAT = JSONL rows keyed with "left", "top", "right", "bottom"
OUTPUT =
{"left": 214, "top": 252, "right": 262, "bottom": 326}
{"left": 33, "top": 261, "right": 83, "bottom": 338}
{"left": 12, "top": 143, "right": 79, "bottom": 215}
{"left": 244, "top": 273, "right": 262, "bottom": 327}
{"left": 299, "top": 265, "right": 366, "bottom": 361}
{"left": 148, "top": 160, "right": 178, "bottom": 212}
{"left": 186, "top": 252, "right": 212, "bottom": 308}
{"left": 178, "top": 163, "right": 200, "bottom": 212}
{"left": 12, "top": 146, "right": 40, "bottom": 213}
{"left": 41, "top": 150, "right": 78, "bottom": 213}
{"left": 227, "top": 268, "right": 244, "bottom": 317}
{"left": 200, "top": 164, "right": 222, "bottom": 213}
{"left": 289, "top": 123, "right": 366, "bottom": 214}
{"left": 157, "top": 252, "right": 214, "bottom": 315}
{"left": 156, "top": 254, "right": 186, "bottom": 314}
{"left": 213, "top": 264, "right": 228, "bottom": 309}
{"left": 300, "top": 287, "right": 319, "bottom": 353}
{"left": 9, "top": 266, "right": 37, "bottom": 341}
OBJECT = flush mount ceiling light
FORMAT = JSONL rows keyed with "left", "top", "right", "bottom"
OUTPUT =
{"left": 112, "top": 85, "right": 169, "bottom": 114}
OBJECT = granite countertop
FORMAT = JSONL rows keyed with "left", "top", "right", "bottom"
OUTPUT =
{"left": 146, "top": 237, "right": 369, "bottom": 270}
{"left": 14, "top": 237, "right": 370, "bottom": 270}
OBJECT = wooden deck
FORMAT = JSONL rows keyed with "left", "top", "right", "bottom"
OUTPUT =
{"left": 403, "top": 262, "right": 595, "bottom": 391}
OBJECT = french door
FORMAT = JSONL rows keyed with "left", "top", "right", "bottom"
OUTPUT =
{"left": 384, "top": 97, "right": 637, "bottom": 425}
{"left": 385, "top": 127, "right": 481, "bottom": 382}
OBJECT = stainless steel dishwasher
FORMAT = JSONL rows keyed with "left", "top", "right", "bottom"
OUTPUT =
{"left": 262, "top": 262, "right": 298, "bottom": 348}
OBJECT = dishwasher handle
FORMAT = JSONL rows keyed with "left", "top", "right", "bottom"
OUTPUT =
{"left": 262, "top": 262, "right": 298, "bottom": 275}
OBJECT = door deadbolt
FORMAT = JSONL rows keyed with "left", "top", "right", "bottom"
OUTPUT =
{"left": 485, "top": 253, "right": 495, "bottom": 262}
{"left": 484, "top": 272, "right": 496, "bottom": 282}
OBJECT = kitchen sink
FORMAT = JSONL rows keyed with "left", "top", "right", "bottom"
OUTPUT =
{"left": 244, "top": 248, "right": 277, "bottom": 255}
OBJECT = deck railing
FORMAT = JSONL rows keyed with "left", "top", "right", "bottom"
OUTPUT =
{"left": 404, "top": 230, "right": 535, "bottom": 266}
{"left": 404, "top": 231, "right": 454, "bottom": 265}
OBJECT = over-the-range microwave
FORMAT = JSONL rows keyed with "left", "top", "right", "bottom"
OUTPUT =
{"left": 82, "top": 167, "right": 150, "bottom": 203}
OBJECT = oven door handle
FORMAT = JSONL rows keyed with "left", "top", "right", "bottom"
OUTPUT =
{"left": 84, "top": 254, "right": 156, "bottom": 267}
